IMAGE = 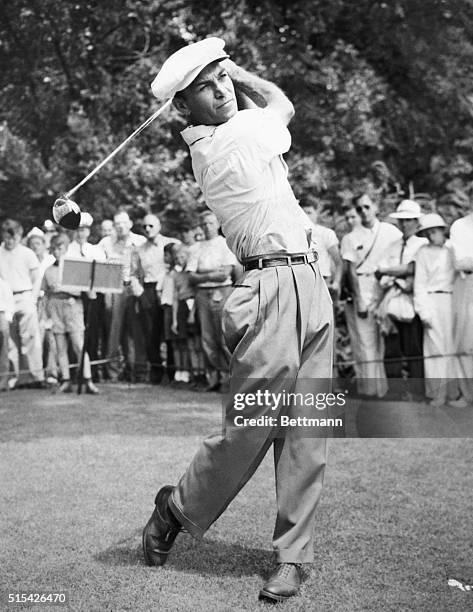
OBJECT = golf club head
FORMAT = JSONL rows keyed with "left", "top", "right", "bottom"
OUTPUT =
{"left": 52, "top": 196, "right": 81, "bottom": 230}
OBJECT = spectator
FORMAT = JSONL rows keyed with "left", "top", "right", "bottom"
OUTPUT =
{"left": 340, "top": 206, "right": 364, "bottom": 384}
{"left": 130, "top": 213, "right": 180, "bottom": 383}
{"left": 343, "top": 204, "right": 362, "bottom": 232}
{"left": 193, "top": 225, "right": 205, "bottom": 242}
{"left": 0, "top": 276, "right": 14, "bottom": 391}
{"left": 0, "top": 219, "right": 44, "bottom": 388}
{"left": 187, "top": 211, "right": 238, "bottom": 391}
{"left": 449, "top": 205, "right": 473, "bottom": 401}
{"left": 67, "top": 212, "right": 105, "bottom": 260}
{"left": 160, "top": 243, "right": 178, "bottom": 381}
{"left": 300, "top": 201, "right": 343, "bottom": 300}
{"left": 41, "top": 219, "right": 58, "bottom": 249}
{"left": 99, "top": 210, "right": 147, "bottom": 382}
{"left": 414, "top": 213, "right": 468, "bottom": 407}
{"left": 341, "top": 194, "right": 401, "bottom": 397}
{"left": 42, "top": 234, "right": 98, "bottom": 394}
{"left": 68, "top": 212, "right": 107, "bottom": 382}
{"left": 26, "top": 227, "right": 55, "bottom": 275}
{"left": 376, "top": 200, "right": 427, "bottom": 397}
{"left": 180, "top": 226, "right": 197, "bottom": 247}
{"left": 172, "top": 245, "right": 201, "bottom": 384}
{"left": 100, "top": 219, "right": 115, "bottom": 239}
{"left": 26, "top": 227, "right": 58, "bottom": 384}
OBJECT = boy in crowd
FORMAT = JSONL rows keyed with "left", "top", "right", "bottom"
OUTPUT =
{"left": 172, "top": 245, "right": 201, "bottom": 384}
{"left": 414, "top": 213, "right": 468, "bottom": 408}
{"left": 41, "top": 234, "right": 99, "bottom": 394}
{"left": 160, "top": 243, "right": 178, "bottom": 381}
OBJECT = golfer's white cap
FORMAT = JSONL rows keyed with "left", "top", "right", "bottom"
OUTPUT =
{"left": 151, "top": 37, "right": 229, "bottom": 101}
{"left": 416, "top": 213, "right": 446, "bottom": 235}
{"left": 79, "top": 212, "right": 93, "bottom": 227}
{"left": 390, "top": 199, "right": 423, "bottom": 219}
{"left": 26, "top": 227, "right": 45, "bottom": 239}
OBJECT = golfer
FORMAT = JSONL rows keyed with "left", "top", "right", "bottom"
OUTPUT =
{"left": 143, "top": 38, "right": 333, "bottom": 603}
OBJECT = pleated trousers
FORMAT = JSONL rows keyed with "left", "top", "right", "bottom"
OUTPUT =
{"left": 169, "top": 260, "right": 333, "bottom": 563}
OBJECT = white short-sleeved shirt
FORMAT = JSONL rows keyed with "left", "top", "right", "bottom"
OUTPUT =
{"left": 186, "top": 236, "right": 237, "bottom": 288}
{"left": 341, "top": 220, "right": 402, "bottom": 273}
{"left": 0, "top": 278, "right": 14, "bottom": 320}
{"left": 380, "top": 234, "right": 428, "bottom": 267}
{"left": 449, "top": 212, "right": 473, "bottom": 270}
{"left": 133, "top": 235, "right": 180, "bottom": 286}
{"left": 0, "top": 243, "right": 39, "bottom": 292}
{"left": 309, "top": 222, "right": 339, "bottom": 277}
{"left": 181, "top": 109, "right": 313, "bottom": 261}
{"left": 67, "top": 241, "right": 106, "bottom": 261}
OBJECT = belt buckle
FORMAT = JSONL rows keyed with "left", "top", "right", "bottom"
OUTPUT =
{"left": 257, "top": 257, "right": 264, "bottom": 270}
{"left": 284, "top": 255, "right": 292, "bottom": 266}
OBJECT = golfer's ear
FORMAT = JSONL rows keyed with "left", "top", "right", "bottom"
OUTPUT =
{"left": 173, "top": 96, "right": 190, "bottom": 117}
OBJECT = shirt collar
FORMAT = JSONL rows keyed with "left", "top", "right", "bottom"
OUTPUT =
{"left": 181, "top": 124, "right": 217, "bottom": 147}
{"left": 364, "top": 219, "right": 380, "bottom": 233}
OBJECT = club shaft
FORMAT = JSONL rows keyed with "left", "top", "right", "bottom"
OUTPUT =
{"left": 65, "top": 98, "right": 172, "bottom": 198}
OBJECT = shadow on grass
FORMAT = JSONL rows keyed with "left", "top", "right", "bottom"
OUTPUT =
{"left": 95, "top": 531, "right": 271, "bottom": 578}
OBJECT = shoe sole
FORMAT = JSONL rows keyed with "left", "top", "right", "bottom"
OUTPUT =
{"left": 258, "top": 588, "right": 297, "bottom": 602}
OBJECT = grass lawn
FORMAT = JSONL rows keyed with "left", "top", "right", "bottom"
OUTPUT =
{"left": 1, "top": 384, "right": 473, "bottom": 611}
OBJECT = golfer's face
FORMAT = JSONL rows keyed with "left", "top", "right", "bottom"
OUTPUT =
{"left": 183, "top": 61, "right": 237, "bottom": 126}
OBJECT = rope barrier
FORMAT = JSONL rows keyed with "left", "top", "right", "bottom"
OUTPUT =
{"left": 1, "top": 351, "right": 473, "bottom": 381}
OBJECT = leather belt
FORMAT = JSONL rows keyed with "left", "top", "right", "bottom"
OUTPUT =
{"left": 13, "top": 289, "right": 32, "bottom": 295}
{"left": 464, "top": 270, "right": 473, "bottom": 275}
{"left": 243, "top": 251, "right": 318, "bottom": 271}
{"left": 428, "top": 290, "right": 452, "bottom": 294}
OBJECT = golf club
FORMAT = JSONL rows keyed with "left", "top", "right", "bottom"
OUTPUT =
{"left": 52, "top": 98, "right": 173, "bottom": 229}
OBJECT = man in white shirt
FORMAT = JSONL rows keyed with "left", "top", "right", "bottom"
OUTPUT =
{"left": 376, "top": 200, "right": 427, "bottom": 397}
{"left": 186, "top": 210, "right": 237, "bottom": 390}
{"left": 99, "top": 210, "right": 147, "bottom": 382}
{"left": 0, "top": 219, "right": 44, "bottom": 387}
{"left": 130, "top": 213, "right": 180, "bottom": 383}
{"left": 142, "top": 38, "right": 333, "bottom": 602}
{"left": 449, "top": 209, "right": 473, "bottom": 400}
{"left": 341, "top": 194, "right": 401, "bottom": 397}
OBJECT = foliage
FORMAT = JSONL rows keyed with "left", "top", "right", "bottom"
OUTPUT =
{"left": 1, "top": 0, "right": 472, "bottom": 231}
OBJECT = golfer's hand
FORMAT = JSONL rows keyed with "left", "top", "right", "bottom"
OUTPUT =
{"left": 171, "top": 322, "right": 178, "bottom": 335}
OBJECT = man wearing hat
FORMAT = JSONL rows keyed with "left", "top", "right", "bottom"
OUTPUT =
{"left": 414, "top": 213, "right": 468, "bottom": 407}
{"left": 376, "top": 200, "right": 428, "bottom": 397}
{"left": 142, "top": 38, "right": 333, "bottom": 602}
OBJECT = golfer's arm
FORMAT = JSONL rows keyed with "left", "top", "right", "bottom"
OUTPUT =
{"left": 223, "top": 60, "right": 294, "bottom": 125}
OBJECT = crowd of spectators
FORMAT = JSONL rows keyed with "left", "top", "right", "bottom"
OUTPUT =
{"left": 0, "top": 198, "right": 472, "bottom": 407}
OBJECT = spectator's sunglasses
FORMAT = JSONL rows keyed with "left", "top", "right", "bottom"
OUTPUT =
{"left": 356, "top": 204, "right": 371, "bottom": 212}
